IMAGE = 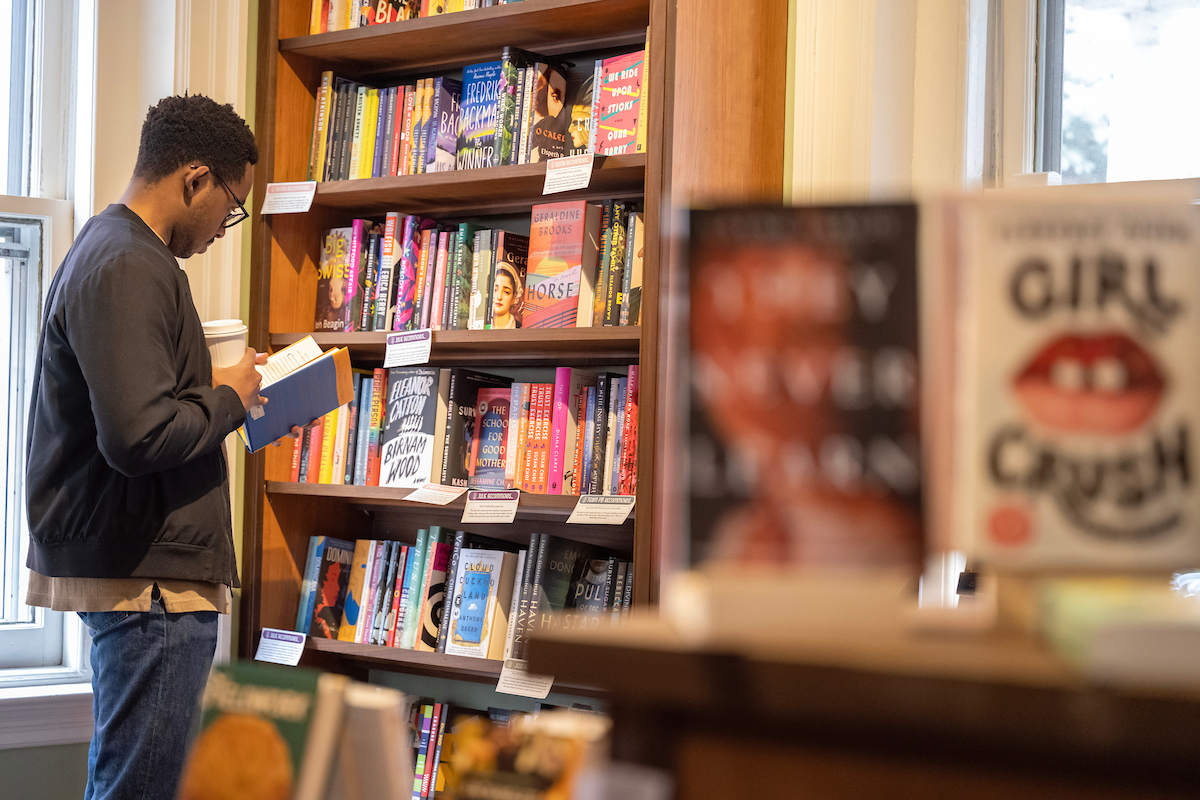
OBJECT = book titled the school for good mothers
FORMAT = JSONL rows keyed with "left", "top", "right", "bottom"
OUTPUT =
{"left": 237, "top": 336, "right": 354, "bottom": 452}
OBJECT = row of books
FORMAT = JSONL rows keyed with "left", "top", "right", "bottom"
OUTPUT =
{"left": 315, "top": 199, "right": 645, "bottom": 333}
{"left": 310, "top": 0, "right": 522, "bottom": 35}
{"left": 290, "top": 363, "right": 639, "bottom": 494}
{"left": 296, "top": 528, "right": 633, "bottom": 661}
{"left": 305, "top": 46, "right": 646, "bottom": 182}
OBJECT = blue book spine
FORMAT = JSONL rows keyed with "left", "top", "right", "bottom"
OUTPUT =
{"left": 344, "top": 373, "right": 363, "bottom": 484}
{"left": 295, "top": 536, "right": 327, "bottom": 633}
{"left": 353, "top": 377, "right": 373, "bottom": 484}
{"left": 372, "top": 86, "right": 389, "bottom": 178}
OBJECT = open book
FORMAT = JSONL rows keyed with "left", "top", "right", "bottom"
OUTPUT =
{"left": 237, "top": 336, "right": 354, "bottom": 452}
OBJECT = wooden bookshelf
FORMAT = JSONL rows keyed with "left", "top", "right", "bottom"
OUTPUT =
{"left": 242, "top": 0, "right": 788, "bottom": 687}
{"left": 271, "top": 326, "right": 641, "bottom": 364}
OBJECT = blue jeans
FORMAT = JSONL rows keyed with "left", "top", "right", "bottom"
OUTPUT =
{"left": 78, "top": 585, "right": 218, "bottom": 800}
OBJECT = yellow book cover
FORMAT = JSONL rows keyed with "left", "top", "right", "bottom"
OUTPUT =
{"left": 635, "top": 29, "right": 650, "bottom": 154}
{"left": 318, "top": 406, "right": 339, "bottom": 484}
{"left": 358, "top": 88, "right": 379, "bottom": 180}
{"left": 312, "top": 71, "right": 334, "bottom": 180}
{"left": 337, "top": 539, "right": 373, "bottom": 642}
{"left": 347, "top": 86, "right": 366, "bottom": 179}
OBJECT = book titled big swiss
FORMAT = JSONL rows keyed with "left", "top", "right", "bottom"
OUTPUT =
{"left": 686, "top": 205, "right": 923, "bottom": 569}
{"left": 956, "top": 197, "right": 1200, "bottom": 570}
{"left": 521, "top": 201, "right": 601, "bottom": 329}
{"left": 237, "top": 337, "right": 354, "bottom": 452}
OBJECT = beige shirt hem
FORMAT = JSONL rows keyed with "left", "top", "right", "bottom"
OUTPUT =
{"left": 26, "top": 571, "right": 231, "bottom": 614}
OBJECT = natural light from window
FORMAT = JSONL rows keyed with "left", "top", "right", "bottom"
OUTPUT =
{"left": 1060, "top": 1, "right": 1200, "bottom": 184}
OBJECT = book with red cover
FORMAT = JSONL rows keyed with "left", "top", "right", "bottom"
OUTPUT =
{"left": 467, "top": 387, "right": 513, "bottom": 490}
{"left": 593, "top": 50, "right": 645, "bottom": 155}
{"left": 522, "top": 201, "right": 601, "bottom": 329}
{"left": 618, "top": 365, "right": 639, "bottom": 495}
{"left": 365, "top": 367, "right": 387, "bottom": 486}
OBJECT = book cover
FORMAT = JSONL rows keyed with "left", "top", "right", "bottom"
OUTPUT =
{"left": 468, "top": 387, "right": 513, "bottom": 489}
{"left": 523, "top": 201, "right": 602, "bottom": 329}
{"left": 457, "top": 61, "right": 501, "bottom": 170}
{"left": 369, "top": 540, "right": 398, "bottom": 645}
{"left": 393, "top": 216, "right": 437, "bottom": 331}
{"left": 618, "top": 364, "right": 639, "bottom": 495}
{"left": 452, "top": 223, "right": 479, "bottom": 330}
{"left": 445, "top": 549, "right": 518, "bottom": 659}
{"left": 337, "top": 538, "right": 373, "bottom": 641}
{"left": 598, "top": 202, "right": 627, "bottom": 326}
{"left": 382, "top": 544, "right": 408, "bottom": 646}
{"left": 527, "top": 62, "right": 569, "bottom": 163}
{"left": 237, "top": 347, "right": 355, "bottom": 453}
{"left": 356, "top": 539, "right": 384, "bottom": 643}
{"left": 427, "top": 76, "right": 462, "bottom": 173}
{"left": 511, "top": 532, "right": 540, "bottom": 659}
{"left": 317, "top": 407, "right": 338, "bottom": 484}
{"left": 493, "top": 47, "right": 538, "bottom": 167}
{"left": 565, "top": 62, "right": 596, "bottom": 157}
{"left": 365, "top": 367, "right": 387, "bottom": 486}
{"left": 374, "top": 212, "right": 404, "bottom": 330}
{"left": 442, "top": 369, "right": 513, "bottom": 487}
{"left": 686, "top": 205, "right": 923, "bottom": 569}
{"left": 609, "top": 377, "right": 627, "bottom": 494}
{"left": 489, "top": 231, "right": 529, "bottom": 330}
{"left": 308, "top": 70, "right": 334, "bottom": 180}
{"left": 958, "top": 198, "right": 1200, "bottom": 569}
{"left": 178, "top": 663, "right": 347, "bottom": 800}
{"left": 305, "top": 537, "right": 355, "bottom": 639}
{"left": 330, "top": 403, "right": 349, "bottom": 486}
{"left": 315, "top": 227, "right": 353, "bottom": 332}
{"left": 468, "top": 228, "right": 493, "bottom": 330}
{"left": 399, "top": 86, "right": 417, "bottom": 176}
{"left": 601, "top": 377, "right": 620, "bottom": 494}
{"left": 593, "top": 50, "right": 645, "bottom": 155}
{"left": 379, "top": 366, "right": 441, "bottom": 488}
{"left": 587, "top": 372, "right": 611, "bottom": 494}
{"left": 437, "top": 530, "right": 525, "bottom": 652}
{"left": 394, "top": 527, "right": 428, "bottom": 648}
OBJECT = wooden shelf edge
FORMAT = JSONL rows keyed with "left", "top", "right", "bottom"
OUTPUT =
{"left": 267, "top": 481, "right": 590, "bottom": 514}
{"left": 306, "top": 637, "right": 606, "bottom": 696}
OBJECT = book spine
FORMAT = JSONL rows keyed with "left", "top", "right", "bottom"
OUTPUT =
{"left": 392, "top": 214, "right": 419, "bottom": 331}
{"left": 419, "top": 703, "right": 443, "bottom": 799}
{"left": 601, "top": 377, "right": 619, "bottom": 494}
{"left": 374, "top": 212, "right": 399, "bottom": 330}
{"left": 399, "top": 84, "right": 416, "bottom": 176}
{"left": 610, "top": 377, "right": 626, "bottom": 494}
{"left": 635, "top": 36, "right": 650, "bottom": 153}
{"left": 439, "top": 371, "right": 458, "bottom": 485}
{"left": 435, "top": 530, "right": 466, "bottom": 653}
{"left": 353, "top": 376, "right": 373, "bottom": 484}
{"left": 295, "top": 536, "right": 321, "bottom": 632}
{"left": 505, "top": 383, "right": 523, "bottom": 489}
{"left": 511, "top": 532, "right": 540, "bottom": 660}
{"left": 537, "top": 383, "right": 553, "bottom": 494}
{"left": 494, "top": 49, "right": 519, "bottom": 167}
{"left": 388, "top": 85, "right": 403, "bottom": 175}
{"left": 430, "top": 231, "right": 449, "bottom": 330}
{"left": 426, "top": 704, "right": 449, "bottom": 799}
{"left": 370, "top": 540, "right": 397, "bottom": 645}
{"left": 347, "top": 85, "right": 366, "bottom": 178}
{"left": 303, "top": 422, "right": 320, "bottom": 482}
{"left": 357, "top": 232, "right": 376, "bottom": 331}
{"left": 619, "top": 209, "right": 638, "bottom": 325}
{"left": 588, "top": 58, "right": 603, "bottom": 153}
{"left": 515, "top": 66, "right": 531, "bottom": 166}
{"left": 424, "top": 77, "right": 443, "bottom": 173}
{"left": 581, "top": 386, "right": 595, "bottom": 493}
{"left": 546, "top": 367, "right": 570, "bottom": 494}
{"left": 325, "top": 80, "right": 346, "bottom": 181}
{"left": 412, "top": 227, "right": 432, "bottom": 329}
{"left": 501, "top": 549, "right": 526, "bottom": 660}
{"left": 417, "top": 538, "right": 451, "bottom": 651}
{"left": 519, "top": 383, "right": 539, "bottom": 493}
{"left": 309, "top": 71, "right": 333, "bottom": 180}
{"left": 316, "top": 408, "right": 336, "bottom": 483}
{"left": 395, "top": 528, "right": 428, "bottom": 648}
{"left": 603, "top": 203, "right": 626, "bottom": 325}
{"left": 366, "top": 368, "right": 387, "bottom": 486}
{"left": 570, "top": 386, "right": 588, "bottom": 495}
{"left": 420, "top": 228, "right": 439, "bottom": 328}
{"left": 410, "top": 704, "right": 434, "bottom": 800}
{"left": 619, "top": 365, "right": 638, "bottom": 495}
{"left": 517, "top": 533, "right": 548, "bottom": 659}
{"left": 356, "top": 540, "right": 380, "bottom": 643}
{"left": 593, "top": 200, "right": 614, "bottom": 326}
{"left": 587, "top": 374, "right": 609, "bottom": 494}
{"left": 290, "top": 433, "right": 303, "bottom": 482}
{"left": 384, "top": 545, "right": 408, "bottom": 646}
{"left": 338, "top": 538, "right": 372, "bottom": 641}
{"left": 373, "top": 86, "right": 389, "bottom": 177}
{"left": 622, "top": 562, "right": 634, "bottom": 616}
{"left": 330, "top": 403, "right": 349, "bottom": 485}
{"left": 467, "top": 230, "right": 484, "bottom": 329}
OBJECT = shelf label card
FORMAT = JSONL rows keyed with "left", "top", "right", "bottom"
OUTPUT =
{"left": 403, "top": 483, "right": 467, "bottom": 506}
{"left": 542, "top": 154, "right": 595, "bottom": 195}
{"left": 497, "top": 658, "right": 555, "bottom": 699}
{"left": 384, "top": 329, "right": 433, "bottom": 367}
{"left": 567, "top": 494, "right": 636, "bottom": 525}
{"left": 461, "top": 490, "right": 521, "bottom": 524}
{"left": 260, "top": 181, "right": 317, "bottom": 214}
{"left": 254, "top": 628, "right": 306, "bottom": 666}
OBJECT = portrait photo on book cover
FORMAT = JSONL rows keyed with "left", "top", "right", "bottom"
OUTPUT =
{"left": 686, "top": 205, "right": 924, "bottom": 570}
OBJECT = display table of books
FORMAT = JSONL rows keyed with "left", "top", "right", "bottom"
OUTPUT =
{"left": 526, "top": 613, "right": 1200, "bottom": 800}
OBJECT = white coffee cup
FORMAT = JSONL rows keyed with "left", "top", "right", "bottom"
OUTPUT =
{"left": 202, "top": 319, "right": 249, "bottom": 368}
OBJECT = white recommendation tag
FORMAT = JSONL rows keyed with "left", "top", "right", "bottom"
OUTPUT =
{"left": 254, "top": 628, "right": 306, "bottom": 666}
{"left": 461, "top": 490, "right": 521, "bottom": 524}
{"left": 567, "top": 495, "right": 636, "bottom": 525}
{"left": 496, "top": 658, "right": 555, "bottom": 699}
{"left": 259, "top": 181, "right": 317, "bottom": 214}
{"left": 542, "top": 154, "right": 595, "bottom": 195}
{"left": 249, "top": 404, "right": 265, "bottom": 420}
{"left": 384, "top": 329, "right": 433, "bottom": 367}
{"left": 403, "top": 483, "right": 467, "bottom": 506}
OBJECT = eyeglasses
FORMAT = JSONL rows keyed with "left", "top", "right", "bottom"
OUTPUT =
{"left": 209, "top": 169, "right": 249, "bottom": 229}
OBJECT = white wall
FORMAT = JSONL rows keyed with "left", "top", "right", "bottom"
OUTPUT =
{"left": 790, "top": 0, "right": 989, "bottom": 201}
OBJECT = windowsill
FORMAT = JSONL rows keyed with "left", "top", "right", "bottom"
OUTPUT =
{"left": 0, "top": 683, "right": 93, "bottom": 749}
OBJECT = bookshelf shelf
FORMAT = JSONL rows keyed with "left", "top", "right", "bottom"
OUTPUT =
{"left": 280, "top": 0, "right": 651, "bottom": 75}
{"left": 270, "top": 326, "right": 642, "bottom": 365}
{"left": 311, "top": 154, "right": 647, "bottom": 217}
{"left": 306, "top": 637, "right": 605, "bottom": 696}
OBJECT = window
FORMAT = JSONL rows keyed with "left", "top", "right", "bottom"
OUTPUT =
{"left": 0, "top": 0, "right": 91, "bottom": 689}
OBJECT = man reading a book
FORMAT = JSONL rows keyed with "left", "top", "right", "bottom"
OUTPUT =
{"left": 23, "top": 94, "right": 275, "bottom": 800}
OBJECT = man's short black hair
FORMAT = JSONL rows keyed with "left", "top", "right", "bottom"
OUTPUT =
{"left": 133, "top": 94, "right": 258, "bottom": 185}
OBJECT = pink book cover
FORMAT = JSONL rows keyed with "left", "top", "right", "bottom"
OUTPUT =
{"left": 393, "top": 216, "right": 435, "bottom": 330}
{"left": 619, "top": 365, "right": 639, "bottom": 495}
{"left": 546, "top": 367, "right": 571, "bottom": 494}
{"left": 594, "top": 51, "right": 644, "bottom": 155}
{"left": 417, "top": 227, "right": 436, "bottom": 329}
{"left": 535, "top": 382, "right": 552, "bottom": 494}
{"left": 389, "top": 87, "right": 406, "bottom": 176}
{"left": 430, "top": 231, "right": 450, "bottom": 330}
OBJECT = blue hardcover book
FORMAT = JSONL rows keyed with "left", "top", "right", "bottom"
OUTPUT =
{"left": 294, "top": 536, "right": 323, "bottom": 632}
{"left": 456, "top": 61, "right": 501, "bottom": 170}
{"left": 352, "top": 376, "right": 373, "bottom": 485}
{"left": 237, "top": 345, "right": 354, "bottom": 452}
{"left": 610, "top": 377, "right": 626, "bottom": 495}
{"left": 426, "top": 77, "right": 462, "bottom": 173}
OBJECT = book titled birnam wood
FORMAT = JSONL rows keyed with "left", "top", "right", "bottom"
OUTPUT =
{"left": 379, "top": 366, "right": 441, "bottom": 488}
{"left": 237, "top": 336, "right": 354, "bottom": 452}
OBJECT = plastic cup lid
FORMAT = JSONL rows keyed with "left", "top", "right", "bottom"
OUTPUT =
{"left": 202, "top": 319, "right": 248, "bottom": 335}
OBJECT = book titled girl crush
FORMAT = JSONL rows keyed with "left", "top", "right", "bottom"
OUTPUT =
{"left": 958, "top": 198, "right": 1200, "bottom": 569}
